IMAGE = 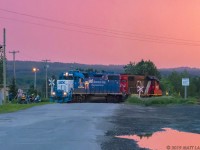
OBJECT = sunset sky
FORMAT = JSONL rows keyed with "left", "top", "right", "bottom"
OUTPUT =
{"left": 1, "top": 0, "right": 200, "bottom": 68}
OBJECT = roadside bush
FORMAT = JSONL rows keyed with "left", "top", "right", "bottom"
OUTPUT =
{"left": 127, "top": 95, "right": 142, "bottom": 104}
{"left": 127, "top": 95, "right": 198, "bottom": 106}
{"left": 41, "top": 98, "right": 49, "bottom": 102}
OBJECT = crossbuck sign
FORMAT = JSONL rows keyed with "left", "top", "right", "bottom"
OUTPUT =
{"left": 137, "top": 86, "right": 144, "bottom": 98}
{"left": 49, "top": 78, "right": 55, "bottom": 94}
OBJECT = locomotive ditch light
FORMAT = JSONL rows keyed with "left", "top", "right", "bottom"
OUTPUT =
{"left": 63, "top": 92, "right": 67, "bottom": 96}
{"left": 51, "top": 92, "right": 56, "bottom": 96}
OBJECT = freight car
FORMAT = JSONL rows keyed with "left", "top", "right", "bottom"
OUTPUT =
{"left": 120, "top": 75, "right": 162, "bottom": 96}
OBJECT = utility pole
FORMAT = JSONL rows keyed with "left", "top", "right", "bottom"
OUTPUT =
{"left": 9, "top": 50, "right": 19, "bottom": 82}
{"left": 0, "top": 45, "right": 2, "bottom": 105}
{"left": 3, "top": 28, "right": 6, "bottom": 104}
{"left": 42, "top": 59, "right": 50, "bottom": 98}
{"left": 32, "top": 67, "right": 39, "bottom": 90}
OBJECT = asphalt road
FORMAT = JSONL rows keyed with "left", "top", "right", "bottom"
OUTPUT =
{"left": 1, "top": 103, "right": 200, "bottom": 150}
{"left": 0, "top": 103, "right": 120, "bottom": 150}
{"left": 102, "top": 104, "right": 200, "bottom": 150}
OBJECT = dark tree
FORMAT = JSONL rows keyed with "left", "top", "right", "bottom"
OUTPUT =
{"left": 124, "top": 60, "right": 161, "bottom": 78}
{"left": 8, "top": 78, "right": 18, "bottom": 100}
{"left": 28, "top": 84, "right": 37, "bottom": 95}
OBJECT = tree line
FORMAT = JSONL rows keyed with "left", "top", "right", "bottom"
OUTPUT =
{"left": 124, "top": 60, "right": 200, "bottom": 98}
{"left": 3, "top": 59, "right": 200, "bottom": 99}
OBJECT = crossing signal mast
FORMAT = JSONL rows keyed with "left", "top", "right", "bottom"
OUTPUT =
{"left": 42, "top": 59, "right": 50, "bottom": 98}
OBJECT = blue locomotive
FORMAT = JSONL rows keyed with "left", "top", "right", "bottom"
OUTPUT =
{"left": 50, "top": 71, "right": 83, "bottom": 103}
{"left": 50, "top": 71, "right": 123, "bottom": 103}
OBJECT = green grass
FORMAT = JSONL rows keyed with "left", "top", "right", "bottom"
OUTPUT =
{"left": 126, "top": 95, "right": 199, "bottom": 106}
{"left": 0, "top": 102, "right": 51, "bottom": 114}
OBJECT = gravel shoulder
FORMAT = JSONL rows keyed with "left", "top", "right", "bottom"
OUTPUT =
{"left": 1, "top": 103, "right": 200, "bottom": 150}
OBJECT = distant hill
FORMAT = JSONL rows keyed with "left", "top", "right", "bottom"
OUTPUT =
{"left": 159, "top": 67, "right": 200, "bottom": 76}
{"left": 6, "top": 61, "right": 200, "bottom": 90}
{"left": 8, "top": 61, "right": 125, "bottom": 76}
{"left": 7, "top": 61, "right": 125, "bottom": 89}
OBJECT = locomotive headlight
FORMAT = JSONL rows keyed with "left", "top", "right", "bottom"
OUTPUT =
{"left": 65, "top": 72, "right": 69, "bottom": 76}
{"left": 63, "top": 92, "right": 67, "bottom": 96}
{"left": 51, "top": 92, "right": 56, "bottom": 96}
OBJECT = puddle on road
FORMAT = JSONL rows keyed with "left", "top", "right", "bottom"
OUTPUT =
{"left": 116, "top": 128, "right": 200, "bottom": 150}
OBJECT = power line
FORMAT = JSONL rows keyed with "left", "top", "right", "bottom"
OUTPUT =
{"left": 10, "top": 48, "right": 42, "bottom": 62}
{"left": 0, "top": 8, "right": 200, "bottom": 44}
{"left": 1, "top": 17, "right": 200, "bottom": 47}
{"left": 1, "top": 16, "right": 200, "bottom": 47}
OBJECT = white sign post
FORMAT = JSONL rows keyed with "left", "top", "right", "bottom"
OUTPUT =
{"left": 182, "top": 78, "right": 189, "bottom": 99}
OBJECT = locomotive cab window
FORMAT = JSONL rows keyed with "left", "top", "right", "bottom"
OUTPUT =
{"left": 59, "top": 76, "right": 73, "bottom": 80}
{"left": 93, "top": 74, "right": 103, "bottom": 78}
{"left": 108, "top": 75, "right": 120, "bottom": 80}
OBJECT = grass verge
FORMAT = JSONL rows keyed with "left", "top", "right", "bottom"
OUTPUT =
{"left": 126, "top": 95, "right": 199, "bottom": 106}
{"left": 0, "top": 102, "right": 51, "bottom": 114}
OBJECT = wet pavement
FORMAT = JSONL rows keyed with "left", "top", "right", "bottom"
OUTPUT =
{"left": 0, "top": 103, "right": 200, "bottom": 150}
{"left": 0, "top": 103, "right": 120, "bottom": 150}
{"left": 101, "top": 104, "right": 200, "bottom": 150}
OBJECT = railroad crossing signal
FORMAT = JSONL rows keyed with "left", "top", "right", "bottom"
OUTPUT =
{"left": 49, "top": 79, "right": 55, "bottom": 86}
{"left": 137, "top": 86, "right": 144, "bottom": 98}
{"left": 49, "top": 79, "right": 55, "bottom": 94}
